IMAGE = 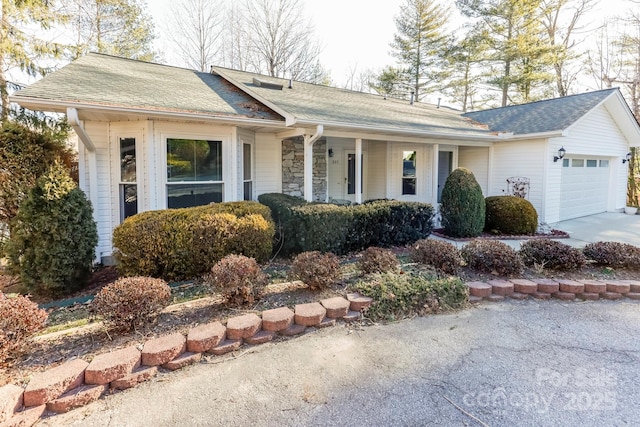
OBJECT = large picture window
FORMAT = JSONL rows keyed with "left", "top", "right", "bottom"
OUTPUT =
{"left": 167, "top": 138, "right": 223, "bottom": 208}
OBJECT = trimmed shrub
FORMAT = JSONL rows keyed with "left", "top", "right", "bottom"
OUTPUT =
{"left": 358, "top": 247, "right": 400, "bottom": 275}
{"left": 5, "top": 163, "right": 97, "bottom": 296}
{"left": 0, "top": 291, "right": 48, "bottom": 363}
{"left": 210, "top": 255, "right": 268, "bottom": 306}
{"left": 290, "top": 251, "right": 340, "bottom": 290}
{"left": 113, "top": 201, "right": 274, "bottom": 281}
{"left": 92, "top": 277, "right": 171, "bottom": 332}
{"left": 519, "top": 239, "right": 586, "bottom": 270}
{"left": 485, "top": 196, "right": 538, "bottom": 235}
{"left": 440, "top": 168, "right": 485, "bottom": 238}
{"left": 460, "top": 239, "right": 523, "bottom": 276}
{"left": 259, "top": 193, "right": 434, "bottom": 255}
{"left": 583, "top": 241, "right": 640, "bottom": 268}
{"left": 355, "top": 272, "right": 468, "bottom": 321}
{"left": 410, "top": 239, "right": 462, "bottom": 275}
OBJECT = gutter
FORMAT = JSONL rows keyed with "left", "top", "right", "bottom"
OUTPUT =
{"left": 9, "top": 96, "right": 288, "bottom": 129}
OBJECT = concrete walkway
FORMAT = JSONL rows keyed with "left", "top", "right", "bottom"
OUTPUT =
{"left": 551, "top": 212, "right": 640, "bottom": 247}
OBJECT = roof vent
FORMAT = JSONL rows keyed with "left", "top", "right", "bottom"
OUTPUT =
{"left": 253, "top": 77, "right": 283, "bottom": 90}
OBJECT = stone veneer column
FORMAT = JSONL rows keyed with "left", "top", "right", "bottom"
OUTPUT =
{"left": 281, "top": 137, "right": 327, "bottom": 201}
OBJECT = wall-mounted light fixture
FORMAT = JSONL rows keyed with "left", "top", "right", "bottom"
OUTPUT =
{"left": 328, "top": 148, "right": 334, "bottom": 158}
{"left": 553, "top": 146, "right": 566, "bottom": 163}
{"left": 622, "top": 152, "right": 632, "bottom": 164}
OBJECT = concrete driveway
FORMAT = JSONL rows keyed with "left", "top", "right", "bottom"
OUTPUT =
{"left": 40, "top": 299, "right": 640, "bottom": 427}
{"left": 552, "top": 212, "right": 640, "bottom": 247}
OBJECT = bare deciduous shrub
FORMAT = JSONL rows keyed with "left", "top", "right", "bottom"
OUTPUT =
{"left": 583, "top": 241, "right": 640, "bottom": 268}
{"left": 410, "top": 239, "right": 462, "bottom": 275}
{"left": 290, "top": 251, "right": 340, "bottom": 290}
{"left": 0, "top": 291, "right": 48, "bottom": 362}
{"left": 519, "top": 239, "right": 586, "bottom": 271}
{"left": 92, "top": 277, "right": 170, "bottom": 332}
{"left": 358, "top": 247, "right": 400, "bottom": 274}
{"left": 460, "top": 239, "right": 523, "bottom": 276}
{"left": 210, "top": 255, "right": 268, "bottom": 306}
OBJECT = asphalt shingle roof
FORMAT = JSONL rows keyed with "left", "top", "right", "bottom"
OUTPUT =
{"left": 462, "top": 89, "right": 618, "bottom": 135}
{"left": 13, "top": 53, "right": 283, "bottom": 121}
{"left": 214, "top": 67, "right": 493, "bottom": 137}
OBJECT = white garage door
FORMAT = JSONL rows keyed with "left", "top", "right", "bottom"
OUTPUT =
{"left": 560, "top": 158, "right": 610, "bottom": 220}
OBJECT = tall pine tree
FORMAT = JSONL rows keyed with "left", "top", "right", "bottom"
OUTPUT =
{"left": 390, "top": 0, "right": 451, "bottom": 101}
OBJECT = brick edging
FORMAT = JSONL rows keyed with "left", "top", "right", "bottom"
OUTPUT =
{"left": 466, "top": 278, "right": 640, "bottom": 303}
{"left": 0, "top": 293, "right": 373, "bottom": 426}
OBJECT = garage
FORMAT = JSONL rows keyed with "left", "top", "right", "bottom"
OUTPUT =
{"left": 560, "top": 157, "right": 611, "bottom": 220}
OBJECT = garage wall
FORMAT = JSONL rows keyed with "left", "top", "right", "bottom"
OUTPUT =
{"left": 546, "top": 104, "right": 629, "bottom": 222}
{"left": 490, "top": 139, "right": 546, "bottom": 220}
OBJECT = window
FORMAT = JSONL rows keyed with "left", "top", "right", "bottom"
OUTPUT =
{"left": 243, "top": 143, "right": 253, "bottom": 201}
{"left": 586, "top": 159, "right": 597, "bottom": 167}
{"left": 119, "top": 137, "right": 137, "bottom": 221}
{"left": 600, "top": 160, "right": 609, "bottom": 168}
{"left": 562, "top": 159, "right": 569, "bottom": 167}
{"left": 402, "top": 151, "right": 417, "bottom": 195}
{"left": 571, "top": 159, "right": 584, "bottom": 167}
{"left": 167, "top": 138, "right": 223, "bottom": 208}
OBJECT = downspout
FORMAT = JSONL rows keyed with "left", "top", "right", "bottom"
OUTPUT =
{"left": 67, "top": 107, "right": 100, "bottom": 261}
{"left": 303, "top": 124, "right": 324, "bottom": 202}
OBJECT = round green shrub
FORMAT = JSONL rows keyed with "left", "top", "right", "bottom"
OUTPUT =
{"left": 5, "top": 163, "right": 98, "bottom": 296}
{"left": 485, "top": 196, "right": 538, "bottom": 235}
{"left": 440, "top": 168, "right": 485, "bottom": 238}
{"left": 210, "top": 255, "right": 268, "bottom": 306}
{"left": 519, "top": 239, "right": 586, "bottom": 270}
{"left": 357, "top": 247, "right": 400, "bottom": 275}
{"left": 410, "top": 239, "right": 462, "bottom": 275}
{"left": 112, "top": 201, "right": 274, "bottom": 281}
{"left": 460, "top": 239, "right": 523, "bottom": 276}
{"left": 290, "top": 251, "right": 340, "bottom": 290}
{"left": 92, "top": 277, "right": 171, "bottom": 332}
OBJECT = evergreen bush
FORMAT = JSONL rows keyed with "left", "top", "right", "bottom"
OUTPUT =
{"left": 440, "top": 168, "right": 485, "bottom": 238}
{"left": 485, "top": 196, "right": 538, "bottom": 235}
{"left": 5, "top": 163, "right": 97, "bottom": 296}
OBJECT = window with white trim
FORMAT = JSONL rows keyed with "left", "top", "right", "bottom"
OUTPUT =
{"left": 243, "top": 143, "right": 253, "bottom": 201}
{"left": 166, "top": 138, "right": 223, "bottom": 208}
{"left": 119, "top": 137, "right": 137, "bottom": 221}
{"left": 402, "top": 151, "right": 417, "bottom": 195}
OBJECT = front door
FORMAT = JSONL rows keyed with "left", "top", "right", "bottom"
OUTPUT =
{"left": 345, "top": 151, "right": 364, "bottom": 202}
{"left": 437, "top": 151, "right": 453, "bottom": 202}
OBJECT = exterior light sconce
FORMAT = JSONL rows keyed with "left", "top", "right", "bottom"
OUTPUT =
{"left": 328, "top": 148, "right": 334, "bottom": 158}
{"left": 623, "top": 152, "right": 632, "bottom": 164}
{"left": 553, "top": 146, "right": 566, "bottom": 163}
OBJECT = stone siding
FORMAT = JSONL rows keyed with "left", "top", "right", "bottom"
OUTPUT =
{"left": 281, "top": 138, "right": 327, "bottom": 201}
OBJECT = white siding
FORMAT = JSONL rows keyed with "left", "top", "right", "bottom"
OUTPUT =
{"left": 83, "top": 121, "right": 112, "bottom": 261}
{"left": 459, "top": 147, "right": 489, "bottom": 195}
{"left": 490, "top": 139, "right": 546, "bottom": 220}
{"left": 387, "top": 143, "right": 433, "bottom": 203}
{"left": 255, "top": 133, "right": 282, "bottom": 196}
{"left": 548, "top": 105, "right": 629, "bottom": 221}
{"left": 367, "top": 141, "right": 387, "bottom": 200}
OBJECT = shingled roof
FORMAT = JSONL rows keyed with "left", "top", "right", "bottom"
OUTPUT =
{"left": 462, "top": 89, "right": 619, "bottom": 135}
{"left": 212, "top": 66, "right": 493, "bottom": 137}
{"left": 11, "top": 53, "right": 283, "bottom": 121}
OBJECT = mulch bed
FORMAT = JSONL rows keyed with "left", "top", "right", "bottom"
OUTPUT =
{"left": 432, "top": 228, "right": 569, "bottom": 241}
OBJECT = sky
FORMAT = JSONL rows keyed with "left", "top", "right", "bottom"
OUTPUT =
{"left": 148, "top": 0, "right": 637, "bottom": 92}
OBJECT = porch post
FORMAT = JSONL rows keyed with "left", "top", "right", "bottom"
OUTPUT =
{"left": 355, "top": 138, "right": 363, "bottom": 204}
{"left": 432, "top": 144, "right": 439, "bottom": 207}
{"left": 304, "top": 135, "right": 313, "bottom": 202}
{"left": 303, "top": 125, "right": 324, "bottom": 202}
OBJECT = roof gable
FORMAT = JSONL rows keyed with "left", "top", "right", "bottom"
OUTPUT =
{"left": 462, "top": 89, "right": 619, "bottom": 135}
